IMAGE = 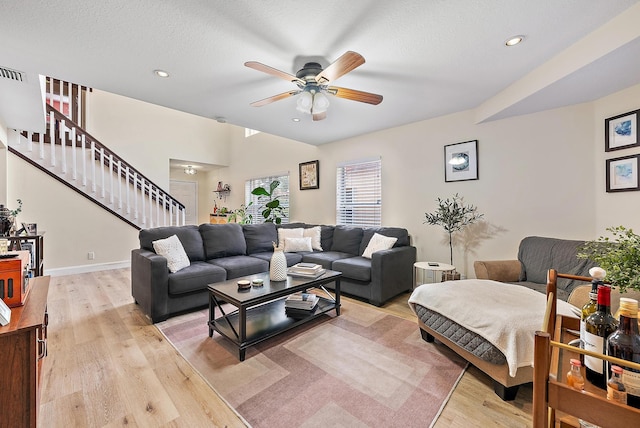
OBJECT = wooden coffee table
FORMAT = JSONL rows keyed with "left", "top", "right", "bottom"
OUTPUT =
{"left": 207, "top": 270, "right": 341, "bottom": 361}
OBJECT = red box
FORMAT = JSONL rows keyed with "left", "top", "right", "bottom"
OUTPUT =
{"left": 0, "top": 251, "right": 31, "bottom": 307}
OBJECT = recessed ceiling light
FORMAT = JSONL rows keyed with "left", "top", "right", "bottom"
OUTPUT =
{"left": 154, "top": 69, "right": 169, "bottom": 78}
{"left": 505, "top": 35, "right": 525, "bottom": 46}
{"left": 292, "top": 118, "right": 300, "bottom": 122}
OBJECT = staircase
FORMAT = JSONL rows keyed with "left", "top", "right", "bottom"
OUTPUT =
{"left": 7, "top": 79, "right": 185, "bottom": 229}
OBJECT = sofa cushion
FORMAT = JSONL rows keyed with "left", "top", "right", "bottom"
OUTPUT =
{"left": 332, "top": 256, "right": 372, "bottom": 282}
{"left": 284, "top": 237, "right": 313, "bottom": 252}
{"left": 303, "top": 226, "right": 323, "bottom": 251}
{"left": 152, "top": 234, "right": 190, "bottom": 273}
{"left": 199, "top": 223, "right": 246, "bottom": 259}
{"left": 243, "top": 223, "right": 277, "bottom": 254}
{"left": 362, "top": 233, "right": 398, "bottom": 259}
{"left": 331, "top": 226, "right": 364, "bottom": 255}
{"left": 518, "top": 236, "right": 596, "bottom": 290}
{"left": 167, "top": 261, "right": 227, "bottom": 295}
{"left": 278, "top": 227, "right": 303, "bottom": 248}
{"left": 139, "top": 225, "right": 205, "bottom": 261}
{"left": 208, "top": 255, "right": 269, "bottom": 279}
{"left": 302, "top": 251, "right": 355, "bottom": 269}
{"left": 250, "top": 252, "right": 304, "bottom": 266}
{"left": 359, "top": 227, "right": 409, "bottom": 255}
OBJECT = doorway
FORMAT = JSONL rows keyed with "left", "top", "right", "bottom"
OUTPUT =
{"left": 170, "top": 180, "right": 198, "bottom": 225}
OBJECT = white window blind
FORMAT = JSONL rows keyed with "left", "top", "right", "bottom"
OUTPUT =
{"left": 245, "top": 173, "right": 289, "bottom": 224}
{"left": 336, "top": 158, "right": 381, "bottom": 226}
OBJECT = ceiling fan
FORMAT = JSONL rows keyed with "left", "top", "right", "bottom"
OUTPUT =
{"left": 245, "top": 51, "right": 383, "bottom": 121}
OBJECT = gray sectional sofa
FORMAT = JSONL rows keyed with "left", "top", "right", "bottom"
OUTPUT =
{"left": 131, "top": 222, "right": 416, "bottom": 322}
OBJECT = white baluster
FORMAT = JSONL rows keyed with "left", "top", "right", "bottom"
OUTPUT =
{"left": 91, "top": 140, "right": 96, "bottom": 193}
{"left": 67, "top": 81, "right": 73, "bottom": 121}
{"left": 59, "top": 119, "right": 66, "bottom": 173}
{"left": 109, "top": 154, "right": 114, "bottom": 204}
{"left": 117, "top": 161, "right": 123, "bottom": 210}
{"left": 38, "top": 132, "right": 44, "bottom": 159}
{"left": 26, "top": 131, "right": 33, "bottom": 152}
{"left": 81, "top": 135, "right": 87, "bottom": 187}
{"left": 142, "top": 181, "right": 146, "bottom": 225}
{"left": 71, "top": 127, "right": 77, "bottom": 180}
{"left": 49, "top": 111, "right": 56, "bottom": 167}
{"left": 126, "top": 167, "right": 131, "bottom": 214}
{"left": 100, "top": 148, "right": 105, "bottom": 198}
{"left": 162, "top": 195, "right": 167, "bottom": 226}
{"left": 133, "top": 172, "right": 139, "bottom": 219}
{"left": 148, "top": 184, "right": 154, "bottom": 228}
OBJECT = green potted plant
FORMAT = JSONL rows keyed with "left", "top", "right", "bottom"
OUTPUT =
{"left": 577, "top": 226, "right": 640, "bottom": 293}
{"left": 251, "top": 180, "right": 287, "bottom": 224}
{"left": 424, "top": 193, "right": 483, "bottom": 268}
{"left": 228, "top": 202, "right": 253, "bottom": 224}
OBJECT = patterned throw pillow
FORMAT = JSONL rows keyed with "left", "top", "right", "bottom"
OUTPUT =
{"left": 284, "top": 237, "right": 313, "bottom": 252}
{"left": 362, "top": 233, "right": 398, "bottom": 259}
{"left": 152, "top": 234, "right": 190, "bottom": 273}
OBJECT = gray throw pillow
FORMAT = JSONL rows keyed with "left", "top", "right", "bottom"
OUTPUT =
{"left": 199, "top": 223, "right": 247, "bottom": 259}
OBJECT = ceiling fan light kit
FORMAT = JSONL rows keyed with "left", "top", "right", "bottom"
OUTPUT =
{"left": 245, "top": 51, "right": 382, "bottom": 121}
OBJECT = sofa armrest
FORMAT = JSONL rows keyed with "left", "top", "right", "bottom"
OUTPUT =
{"left": 370, "top": 246, "right": 417, "bottom": 306}
{"left": 131, "top": 249, "right": 170, "bottom": 322}
{"left": 474, "top": 260, "right": 521, "bottom": 282}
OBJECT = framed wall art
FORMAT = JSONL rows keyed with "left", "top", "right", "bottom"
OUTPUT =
{"left": 299, "top": 160, "right": 319, "bottom": 190}
{"left": 606, "top": 154, "right": 640, "bottom": 192}
{"left": 605, "top": 109, "right": 640, "bottom": 151}
{"left": 444, "top": 140, "right": 478, "bottom": 182}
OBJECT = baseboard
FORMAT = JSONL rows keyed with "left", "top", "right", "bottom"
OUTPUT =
{"left": 44, "top": 260, "right": 130, "bottom": 277}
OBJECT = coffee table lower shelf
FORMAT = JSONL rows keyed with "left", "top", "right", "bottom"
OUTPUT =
{"left": 209, "top": 296, "right": 337, "bottom": 360}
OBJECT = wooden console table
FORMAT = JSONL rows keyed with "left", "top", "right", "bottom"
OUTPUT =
{"left": 0, "top": 275, "right": 50, "bottom": 428}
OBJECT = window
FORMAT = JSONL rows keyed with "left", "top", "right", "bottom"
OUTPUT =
{"left": 245, "top": 173, "right": 289, "bottom": 224}
{"left": 336, "top": 158, "right": 381, "bottom": 227}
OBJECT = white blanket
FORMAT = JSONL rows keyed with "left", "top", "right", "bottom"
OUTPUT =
{"left": 408, "top": 279, "right": 578, "bottom": 377}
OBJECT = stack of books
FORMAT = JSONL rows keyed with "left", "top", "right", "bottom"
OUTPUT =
{"left": 284, "top": 292, "right": 319, "bottom": 318}
{"left": 287, "top": 263, "right": 326, "bottom": 278}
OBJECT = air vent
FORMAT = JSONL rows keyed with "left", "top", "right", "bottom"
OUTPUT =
{"left": 0, "top": 66, "right": 26, "bottom": 83}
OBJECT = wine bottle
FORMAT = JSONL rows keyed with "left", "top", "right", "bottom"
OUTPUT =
{"left": 580, "top": 279, "right": 600, "bottom": 347}
{"left": 584, "top": 284, "right": 618, "bottom": 388}
{"left": 607, "top": 297, "right": 640, "bottom": 408}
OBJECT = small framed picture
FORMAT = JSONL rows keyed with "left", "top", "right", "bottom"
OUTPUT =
{"left": 444, "top": 140, "right": 478, "bottom": 182}
{"left": 22, "top": 223, "right": 37, "bottom": 235}
{"left": 299, "top": 160, "right": 319, "bottom": 190}
{"left": 606, "top": 154, "right": 640, "bottom": 192}
{"left": 605, "top": 109, "right": 640, "bottom": 151}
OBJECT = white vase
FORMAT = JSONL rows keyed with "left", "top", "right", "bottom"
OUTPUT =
{"left": 270, "top": 243, "right": 287, "bottom": 281}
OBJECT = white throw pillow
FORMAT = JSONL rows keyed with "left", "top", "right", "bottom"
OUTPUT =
{"left": 362, "top": 233, "right": 398, "bottom": 259}
{"left": 303, "top": 226, "right": 323, "bottom": 251}
{"left": 152, "top": 234, "right": 190, "bottom": 273}
{"left": 284, "top": 237, "right": 313, "bottom": 253}
{"left": 278, "top": 228, "right": 303, "bottom": 249}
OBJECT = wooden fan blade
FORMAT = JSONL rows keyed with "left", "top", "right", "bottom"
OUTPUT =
{"left": 315, "top": 51, "right": 365, "bottom": 84}
{"left": 250, "top": 90, "right": 300, "bottom": 107}
{"left": 328, "top": 86, "right": 383, "bottom": 105}
{"left": 313, "top": 112, "right": 327, "bottom": 121}
{"left": 245, "top": 61, "right": 305, "bottom": 85}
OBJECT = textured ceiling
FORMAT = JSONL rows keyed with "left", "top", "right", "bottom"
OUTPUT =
{"left": 1, "top": 0, "right": 640, "bottom": 145}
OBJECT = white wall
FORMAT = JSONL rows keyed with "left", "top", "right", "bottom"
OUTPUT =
{"left": 593, "top": 83, "right": 640, "bottom": 233}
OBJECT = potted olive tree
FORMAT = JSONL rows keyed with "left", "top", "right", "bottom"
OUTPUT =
{"left": 424, "top": 193, "right": 483, "bottom": 278}
{"left": 577, "top": 226, "right": 640, "bottom": 293}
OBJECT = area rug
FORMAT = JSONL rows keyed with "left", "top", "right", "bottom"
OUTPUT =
{"left": 157, "top": 299, "right": 467, "bottom": 428}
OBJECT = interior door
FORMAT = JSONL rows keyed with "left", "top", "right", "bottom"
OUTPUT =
{"left": 170, "top": 180, "right": 198, "bottom": 225}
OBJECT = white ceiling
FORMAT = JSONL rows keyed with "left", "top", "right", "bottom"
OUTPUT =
{"left": 1, "top": 0, "right": 640, "bottom": 146}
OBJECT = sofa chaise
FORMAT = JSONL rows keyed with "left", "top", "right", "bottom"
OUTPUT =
{"left": 131, "top": 222, "right": 416, "bottom": 322}
{"left": 410, "top": 236, "right": 599, "bottom": 401}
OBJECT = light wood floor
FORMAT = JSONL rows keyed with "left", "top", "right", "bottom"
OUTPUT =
{"left": 40, "top": 269, "right": 532, "bottom": 427}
